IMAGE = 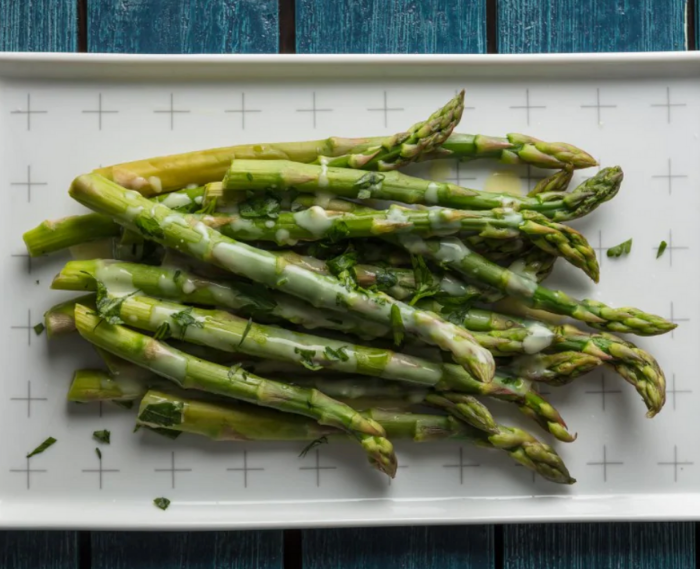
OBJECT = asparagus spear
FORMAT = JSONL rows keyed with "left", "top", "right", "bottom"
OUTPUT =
{"left": 44, "top": 293, "right": 96, "bottom": 336}
{"left": 137, "top": 390, "right": 575, "bottom": 484}
{"left": 390, "top": 234, "right": 675, "bottom": 337}
{"left": 196, "top": 205, "right": 598, "bottom": 279}
{"left": 67, "top": 369, "right": 153, "bottom": 403}
{"left": 456, "top": 308, "right": 667, "bottom": 417}
{"left": 320, "top": 91, "right": 464, "bottom": 170}
{"left": 218, "top": 161, "right": 620, "bottom": 224}
{"left": 93, "top": 131, "right": 595, "bottom": 197}
{"left": 52, "top": 259, "right": 389, "bottom": 340}
{"left": 69, "top": 174, "right": 495, "bottom": 383}
{"left": 73, "top": 304, "right": 398, "bottom": 477}
{"left": 24, "top": 214, "right": 120, "bottom": 257}
{"left": 528, "top": 167, "right": 573, "bottom": 197}
{"left": 506, "top": 351, "right": 603, "bottom": 385}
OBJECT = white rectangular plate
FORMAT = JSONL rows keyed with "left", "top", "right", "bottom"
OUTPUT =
{"left": 0, "top": 52, "right": 699, "bottom": 529}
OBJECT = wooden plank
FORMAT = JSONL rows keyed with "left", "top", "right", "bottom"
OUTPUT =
{"left": 296, "top": 0, "right": 487, "bottom": 53}
{"left": 303, "top": 526, "right": 494, "bottom": 569}
{"left": 0, "top": 532, "right": 77, "bottom": 569}
{"left": 87, "top": 0, "right": 279, "bottom": 54}
{"left": 504, "top": 523, "right": 695, "bottom": 569}
{"left": 91, "top": 531, "right": 283, "bottom": 569}
{"left": 0, "top": 0, "right": 77, "bottom": 51}
{"left": 498, "top": 0, "right": 687, "bottom": 53}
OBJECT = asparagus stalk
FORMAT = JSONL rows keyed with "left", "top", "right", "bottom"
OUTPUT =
{"left": 93, "top": 131, "right": 595, "bottom": 197}
{"left": 52, "top": 259, "right": 389, "bottom": 340}
{"left": 24, "top": 214, "right": 120, "bottom": 257}
{"left": 320, "top": 91, "right": 464, "bottom": 170}
{"left": 528, "top": 167, "right": 573, "bottom": 197}
{"left": 73, "top": 304, "right": 398, "bottom": 477}
{"left": 218, "top": 161, "right": 620, "bottom": 223}
{"left": 44, "top": 293, "right": 96, "bottom": 336}
{"left": 67, "top": 368, "right": 153, "bottom": 403}
{"left": 136, "top": 390, "right": 574, "bottom": 484}
{"left": 390, "top": 234, "right": 675, "bottom": 337}
{"left": 68, "top": 174, "right": 495, "bottom": 383}
{"left": 505, "top": 351, "right": 603, "bottom": 385}
{"left": 197, "top": 205, "right": 598, "bottom": 279}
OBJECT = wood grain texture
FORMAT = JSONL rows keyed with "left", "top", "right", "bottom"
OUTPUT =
{"left": 498, "top": 0, "right": 687, "bottom": 53}
{"left": 296, "top": 0, "right": 487, "bottom": 53}
{"left": 87, "top": 0, "right": 278, "bottom": 54}
{"left": 0, "top": 0, "right": 77, "bottom": 51}
{"left": 302, "top": 526, "right": 494, "bottom": 569}
{"left": 504, "top": 523, "right": 695, "bottom": 569}
{"left": 91, "top": 531, "right": 283, "bottom": 569}
{"left": 0, "top": 532, "right": 76, "bottom": 569}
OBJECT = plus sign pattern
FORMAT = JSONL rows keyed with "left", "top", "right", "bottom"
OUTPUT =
{"left": 1, "top": 76, "right": 699, "bottom": 514}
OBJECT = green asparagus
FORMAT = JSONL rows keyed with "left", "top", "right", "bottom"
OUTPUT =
{"left": 73, "top": 303, "right": 398, "bottom": 477}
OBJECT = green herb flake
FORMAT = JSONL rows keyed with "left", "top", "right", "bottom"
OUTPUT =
{"left": 353, "top": 172, "right": 385, "bottom": 191}
{"left": 327, "top": 248, "right": 358, "bottom": 290}
{"left": 238, "top": 317, "right": 253, "bottom": 347}
{"left": 606, "top": 238, "right": 633, "bottom": 258}
{"left": 324, "top": 346, "right": 349, "bottom": 362}
{"left": 409, "top": 255, "right": 440, "bottom": 305}
{"left": 153, "top": 322, "right": 171, "bottom": 340}
{"left": 173, "top": 270, "right": 182, "bottom": 281}
{"left": 154, "top": 497, "right": 171, "bottom": 511}
{"left": 195, "top": 197, "right": 217, "bottom": 216}
{"left": 390, "top": 304, "right": 405, "bottom": 347}
{"left": 294, "top": 347, "right": 323, "bottom": 371}
{"left": 135, "top": 217, "right": 165, "bottom": 240}
{"left": 238, "top": 193, "right": 281, "bottom": 219}
{"left": 357, "top": 189, "right": 371, "bottom": 200}
{"left": 656, "top": 240, "right": 668, "bottom": 259}
{"left": 299, "top": 436, "right": 329, "bottom": 458}
{"left": 33, "top": 322, "right": 45, "bottom": 336}
{"left": 137, "top": 401, "right": 184, "bottom": 428}
{"left": 26, "top": 436, "right": 57, "bottom": 459}
{"left": 374, "top": 269, "right": 398, "bottom": 290}
{"left": 326, "top": 221, "right": 350, "bottom": 243}
{"left": 171, "top": 307, "right": 204, "bottom": 338}
{"left": 246, "top": 172, "right": 254, "bottom": 182}
{"left": 95, "top": 447, "right": 102, "bottom": 460}
{"left": 94, "top": 280, "right": 139, "bottom": 326}
{"left": 93, "top": 429, "right": 111, "bottom": 444}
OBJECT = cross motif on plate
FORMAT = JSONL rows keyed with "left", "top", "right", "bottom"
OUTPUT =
{"left": 658, "top": 445, "right": 693, "bottom": 482}
{"left": 443, "top": 447, "right": 479, "bottom": 485}
{"left": 650, "top": 87, "right": 686, "bottom": 124}
{"left": 367, "top": 91, "right": 404, "bottom": 128}
{"left": 445, "top": 161, "right": 476, "bottom": 186}
{"left": 509, "top": 89, "right": 546, "bottom": 126}
{"left": 296, "top": 92, "right": 333, "bottom": 129}
{"left": 584, "top": 372, "right": 622, "bottom": 411}
{"left": 155, "top": 451, "right": 192, "bottom": 489}
{"left": 154, "top": 93, "right": 190, "bottom": 130}
{"left": 519, "top": 165, "right": 546, "bottom": 192}
{"left": 652, "top": 229, "right": 688, "bottom": 268}
{"left": 580, "top": 88, "right": 617, "bottom": 124}
{"left": 10, "top": 457, "right": 46, "bottom": 489}
{"left": 225, "top": 93, "right": 262, "bottom": 130}
{"left": 11, "top": 165, "right": 47, "bottom": 203}
{"left": 666, "top": 301, "right": 689, "bottom": 339}
{"left": 587, "top": 445, "right": 623, "bottom": 482}
{"left": 10, "top": 93, "right": 47, "bottom": 130}
{"left": 82, "top": 450, "right": 119, "bottom": 489}
{"left": 226, "top": 450, "right": 264, "bottom": 488}
{"left": 666, "top": 373, "right": 692, "bottom": 411}
{"left": 652, "top": 159, "right": 686, "bottom": 195}
{"left": 82, "top": 93, "right": 119, "bottom": 130}
{"left": 299, "top": 449, "right": 336, "bottom": 487}
{"left": 10, "top": 380, "right": 47, "bottom": 418}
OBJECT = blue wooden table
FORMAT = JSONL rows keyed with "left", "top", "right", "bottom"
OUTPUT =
{"left": 0, "top": 0, "right": 697, "bottom": 567}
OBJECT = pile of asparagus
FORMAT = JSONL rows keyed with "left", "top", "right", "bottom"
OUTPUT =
{"left": 24, "top": 90, "right": 675, "bottom": 485}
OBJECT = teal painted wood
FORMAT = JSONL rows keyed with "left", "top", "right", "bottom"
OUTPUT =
{"left": 0, "top": 532, "right": 77, "bottom": 569}
{"left": 87, "top": 0, "right": 278, "bottom": 54}
{"left": 0, "top": 0, "right": 77, "bottom": 51}
{"left": 498, "top": 0, "right": 687, "bottom": 53}
{"left": 303, "top": 526, "right": 494, "bottom": 569}
{"left": 296, "top": 0, "right": 487, "bottom": 53}
{"left": 504, "top": 523, "right": 695, "bottom": 569}
{"left": 91, "top": 531, "right": 283, "bottom": 569}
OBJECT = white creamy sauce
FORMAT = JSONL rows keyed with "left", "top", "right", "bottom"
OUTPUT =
{"left": 182, "top": 279, "right": 196, "bottom": 294}
{"left": 158, "top": 274, "right": 179, "bottom": 296}
{"left": 318, "top": 159, "right": 330, "bottom": 188}
{"left": 314, "top": 192, "right": 335, "bottom": 208}
{"left": 148, "top": 176, "right": 163, "bottom": 194}
{"left": 153, "top": 346, "right": 188, "bottom": 381}
{"left": 228, "top": 217, "right": 262, "bottom": 237}
{"left": 125, "top": 190, "right": 140, "bottom": 201}
{"left": 293, "top": 206, "right": 333, "bottom": 237}
{"left": 439, "top": 276, "right": 469, "bottom": 296}
{"left": 428, "top": 209, "right": 461, "bottom": 233}
{"left": 425, "top": 182, "right": 440, "bottom": 205}
{"left": 501, "top": 207, "right": 523, "bottom": 225}
{"left": 186, "top": 183, "right": 199, "bottom": 190}
{"left": 188, "top": 222, "right": 211, "bottom": 257}
{"left": 125, "top": 206, "right": 144, "bottom": 221}
{"left": 522, "top": 323, "right": 555, "bottom": 354}
{"left": 275, "top": 229, "right": 292, "bottom": 245}
{"left": 194, "top": 196, "right": 203, "bottom": 204}
{"left": 95, "top": 263, "right": 137, "bottom": 296}
{"left": 265, "top": 220, "right": 275, "bottom": 228}
{"left": 399, "top": 234, "right": 429, "bottom": 255}
{"left": 434, "top": 238, "right": 470, "bottom": 263}
{"left": 163, "top": 215, "right": 189, "bottom": 227}
{"left": 386, "top": 205, "right": 410, "bottom": 225}
{"left": 160, "top": 192, "right": 193, "bottom": 209}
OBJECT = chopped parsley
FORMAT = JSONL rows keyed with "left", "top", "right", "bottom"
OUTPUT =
{"left": 195, "top": 197, "right": 217, "bottom": 215}
{"left": 299, "top": 436, "right": 328, "bottom": 458}
{"left": 94, "top": 279, "right": 138, "bottom": 326}
{"left": 656, "top": 240, "right": 668, "bottom": 259}
{"left": 154, "top": 497, "right": 171, "bottom": 510}
{"left": 153, "top": 322, "right": 171, "bottom": 340}
{"left": 33, "top": 322, "right": 45, "bottom": 336}
{"left": 95, "top": 447, "right": 102, "bottom": 460}
{"left": 238, "top": 192, "right": 281, "bottom": 219}
{"left": 324, "top": 346, "right": 349, "bottom": 361}
{"left": 26, "top": 437, "right": 57, "bottom": 458}
{"left": 93, "top": 429, "right": 111, "bottom": 444}
{"left": 171, "top": 307, "right": 204, "bottom": 338}
{"left": 294, "top": 347, "right": 323, "bottom": 371}
{"left": 606, "top": 238, "right": 632, "bottom": 258}
{"left": 137, "top": 401, "right": 184, "bottom": 428}
{"left": 134, "top": 217, "right": 164, "bottom": 240}
{"left": 409, "top": 255, "right": 440, "bottom": 305}
{"left": 238, "top": 317, "right": 253, "bottom": 347}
